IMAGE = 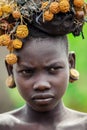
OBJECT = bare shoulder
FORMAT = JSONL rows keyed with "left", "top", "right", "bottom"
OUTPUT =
{"left": 0, "top": 108, "right": 22, "bottom": 130}
{"left": 74, "top": 109, "right": 87, "bottom": 128}
{"left": 58, "top": 108, "right": 87, "bottom": 130}
{"left": 0, "top": 113, "right": 21, "bottom": 129}
{"left": 67, "top": 108, "right": 87, "bottom": 119}
{"left": 0, "top": 112, "right": 41, "bottom": 130}
{"left": 68, "top": 108, "right": 87, "bottom": 122}
{"left": 0, "top": 107, "right": 36, "bottom": 130}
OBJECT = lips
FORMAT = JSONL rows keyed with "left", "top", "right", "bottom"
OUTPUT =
{"left": 31, "top": 93, "right": 54, "bottom": 105}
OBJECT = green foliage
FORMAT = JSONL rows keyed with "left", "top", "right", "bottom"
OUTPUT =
{"left": 8, "top": 88, "right": 25, "bottom": 108}
{"left": 63, "top": 23, "right": 87, "bottom": 112}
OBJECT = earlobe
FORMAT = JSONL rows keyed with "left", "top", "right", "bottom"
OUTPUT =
{"left": 5, "top": 60, "right": 16, "bottom": 88}
{"left": 5, "top": 60, "right": 13, "bottom": 76}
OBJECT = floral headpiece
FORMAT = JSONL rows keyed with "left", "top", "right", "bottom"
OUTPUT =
{"left": 0, "top": 0, "right": 87, "bottom": 65}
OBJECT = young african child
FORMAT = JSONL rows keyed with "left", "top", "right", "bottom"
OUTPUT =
{"left": 0, "top": 0, "right": 87, "bottom": 130}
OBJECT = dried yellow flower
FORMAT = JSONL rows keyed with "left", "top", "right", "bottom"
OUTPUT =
{"left": 0, "top": 7, "right": 3, "bottom": 17}
{"left": 16, "top": 25, "right": 29, "bottom": 39}
{"left": 74, "top": 0, "right": 84, "bottom": 8}
{"left": 41, "top": 1, "right": 49, "bottom": 10}
{"left": 7, "top": 40, "right": 14, "bottom": 52}
{"left": 49, "top": 2, "right": 60, "bottom": 14}
{"left": 2, "top": 4, "right": 12, "bottom": 14}
{"left": 13, "top": 39, "right": 22, "bottom": 49}
{"left": 5, "top": 53, "right": 17, "bottom": 65}
{"left": 0, "top": 34, "right": 11, "bottom": 46}
{"left": 11, "top": 3, "right": 17, "bottom": 9}
{"left": 43, "top": 10, "right": 54, "bottom": 21}
{"left": 59, "top": 0, "right": 70, "bottom": 13}
{"left": 75, "top": 10, "right": 84, "bottom": 20}
{"left": 12, "top": 10, "right": 21, "bottom": 19}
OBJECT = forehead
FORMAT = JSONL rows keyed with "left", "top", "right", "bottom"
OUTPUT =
{"left": 16, "top": 37, "right": 68, "bottom": 65}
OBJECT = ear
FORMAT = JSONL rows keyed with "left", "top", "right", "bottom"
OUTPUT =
{"left": 68, "top": 51, "right": 76, "bottom": 69}
{"left": 68, "top": 52, "right": 79, "bottom": 83}
{"left": 5, "top": 60, "right": 16, "bottom": 88}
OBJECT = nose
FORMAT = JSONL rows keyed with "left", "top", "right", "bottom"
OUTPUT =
{"left": 33, "top": 81, "right": 51, "bottom": 91}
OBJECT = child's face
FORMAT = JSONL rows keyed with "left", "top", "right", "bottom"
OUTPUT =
{"left": 13, "top": 37, "right": 69, "bottom": 112}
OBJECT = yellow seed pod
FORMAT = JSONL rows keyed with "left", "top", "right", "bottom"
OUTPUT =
{"left": 43, "top": 10, "right": 54, "bottom": 21}
{"left": 74, "top": 0, "right": 84, "bottom": 8}
{"left": 75, "top": 10, "right": 84, "bottom": 20}
{"left": 41, "top": 1, "right": 49, "bottom": 10}
{"left": 0, "top": 11, "right": 3, "bottom": 17}
{"left": 11, "top": 3, "right": 17, "bottom": 9}
{"left": 7, "top": 40, "right": 14, "bottom": 52}
{"left": 12, "top": 10, "right": 21, "bottom": 19}
{"left": 13, "top": 39, "right": 22, "bottom": 49}
{"left": 0, "top": 7, "right": 3, "bottom": 17}
{"left": 16, "top": 25, "right": 29, "bottom": 39}
{"left": 59, "top": 0, "right": 70, "bottom": 13}
{"left": 49, "top": 2, "right": 60, "bottom": 14}
{"left": 5, "top": 53, "right": 17, "bottom": 65}
{"left": 2, "top": 4, "right": 12, "bottom": 13}
{"left": 0, "top": 34, "right": 11, "bottom": 46}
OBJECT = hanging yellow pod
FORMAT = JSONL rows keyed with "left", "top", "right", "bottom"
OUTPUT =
{"left": 74, "top": 0, "right": 84, "bottom": 8}
{"left": 0, "top": 7, "right": 3, "bottom": 17}
{"left": 43, "top": 10, "right": 54, "bottom": 21}
{"left": 41, "top": 1, "right": 49, "bottom": 10}
{"left": 2, "top": 4, "right": 13, "bottom": 14}
{"left": 59, "top": 0, "right": 70, "bottom": 13}
{"left": 7, "top": 40, "right": 14, "bottom": 52}
{"left": 0, "top": 34, "right": 11, "bottom": 46}
{"left": 16, "top": 25, "right": 29, "bottom": 39}
{"left": 49, "top": 2, "right": 60, "bottom": 14}
{"left": 12, "top": 10, "right": 21, "bottom": 19}
{"left": 5, "top": 53, "right": 17, "bottom": 65}
{"left": 12, "top": 39, "right": 22, "bottom": 49}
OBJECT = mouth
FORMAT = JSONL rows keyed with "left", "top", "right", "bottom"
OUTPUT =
{"left": 31, "top": 93, "right": 54, "bottom": 105}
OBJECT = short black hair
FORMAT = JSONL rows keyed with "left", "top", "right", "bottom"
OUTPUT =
{"left": 22, "top": 29, "right": 69, "bottom": 55}
{"left": 15, "top": 24, "right": 69, "bottom": 55}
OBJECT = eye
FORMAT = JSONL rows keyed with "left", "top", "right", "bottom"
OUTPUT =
{"left": 48, "top": 66, "right": 63, "bottom": 74}
{"left": 18, "top": 69, "right": 35, "bottom": 77}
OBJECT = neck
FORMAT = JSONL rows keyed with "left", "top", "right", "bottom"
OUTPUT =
{"left": 24, "top": 100, "right": 66, "bottom": 124}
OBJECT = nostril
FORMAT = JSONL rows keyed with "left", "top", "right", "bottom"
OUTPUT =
{"left": 34, "top": 85, "right": 47, "bottom": 91}
{"left": 33, "top": 81, "right": 51, "bottom": 91}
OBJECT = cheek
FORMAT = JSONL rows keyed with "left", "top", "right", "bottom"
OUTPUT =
{"left": 13, "top": 74, "right": 32, "bottom": 99}
{"left": 53, "top": 71, "right": 69, "bottom": 99}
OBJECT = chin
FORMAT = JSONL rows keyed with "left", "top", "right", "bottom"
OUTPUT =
{"left": 28, "top": 98, "right": 60, "bottom": 112}
{"left": 30, "top": 103, "right": 58, "bottom": 112}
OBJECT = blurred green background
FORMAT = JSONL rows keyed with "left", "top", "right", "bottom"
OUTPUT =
{"left": 5, "top": 23, "right": 87, "bottom": 113}
{"left": 64, "top": 23, "right": 87, "bottom": 112}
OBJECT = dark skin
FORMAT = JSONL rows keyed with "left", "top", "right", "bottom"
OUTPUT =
{"left": 0, "top": 37, "right": 87, "bottom": 130}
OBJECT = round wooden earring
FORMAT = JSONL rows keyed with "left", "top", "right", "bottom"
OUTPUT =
{"left": 6, "top": 75, "right": 16, "bottom": 88}
{"left": 69, "top": 68, "right": 79, "bottom": 83}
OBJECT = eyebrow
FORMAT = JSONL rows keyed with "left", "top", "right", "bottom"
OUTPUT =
{"left": 16, "top": 61, "right": 65, "bottom": 69}
{"left": 45, "top": 61, "right": 64, "bottom": 66}
{"left": 16, "top": 63, "right": 35, "bottom": 69}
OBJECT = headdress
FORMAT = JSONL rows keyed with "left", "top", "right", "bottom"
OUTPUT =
{"left": 0, "top": 0, "right": 87, "bottom": 65}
